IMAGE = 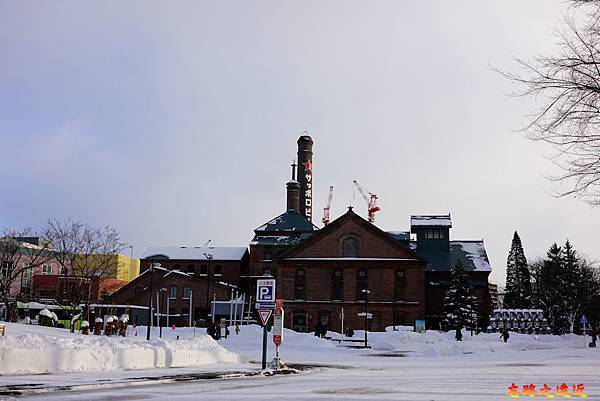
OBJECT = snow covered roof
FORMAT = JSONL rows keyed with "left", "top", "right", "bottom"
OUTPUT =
{"left": 250, "top": 232, "right": 314, "bottom": 246}
{"left": 254, "top": 210, "right": 318, "bottom": 233}
{"left": 410, "top": 240, "right": 491, "bottom": 273}
{"left": 410, "top": 214, "right": 452, "bottom": 228}
{"left": 141, "top": 246, "right": 247, "bottom": 261}
{"left": 455, "top": 241, "right": 491, "bottom": 272}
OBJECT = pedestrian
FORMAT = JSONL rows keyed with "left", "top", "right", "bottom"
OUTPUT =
{"left": 500, "top": 329, "right": 510, "bottom": 343}
{"left": 345, "top": 326, "right": 354, "bottom": 338}
{"left": 314, "top": 323, "right": 321, "bottom": 337}
{"left": 320, "top": 325, "right": 328, "bottom": 339}
{"left": 455, "top": 327, "right": 463, "bottom": 342}
{"left": 589, "top": 328, "right": 597, "bottom": 348}
{"left": 235, "top": 323, "right": 240, "bottom": 335}
{"left": 207, "top": 322, "right": 215, "bottom": 339}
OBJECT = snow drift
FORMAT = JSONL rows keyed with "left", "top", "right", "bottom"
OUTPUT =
{"left": 0, "top": 323, "right": 240, "bottom": 375}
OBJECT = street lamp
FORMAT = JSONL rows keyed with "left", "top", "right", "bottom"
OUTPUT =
{"left": 362, "top": 288, "right": 371, "bottom": 348}
{"left": 203, "top": 253, "right": 213, "bottom": 323}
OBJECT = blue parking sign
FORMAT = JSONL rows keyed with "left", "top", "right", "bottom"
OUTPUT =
{"left": 256, "top": 279, "right": 276, "bottom": 303}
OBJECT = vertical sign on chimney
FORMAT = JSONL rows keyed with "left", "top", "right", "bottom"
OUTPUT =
{"left": 296, "top": 135, "right": 314, "bottom": 221}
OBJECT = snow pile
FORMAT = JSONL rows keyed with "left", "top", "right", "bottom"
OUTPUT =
{"left": 0, "top": 322, "right": 240, "bottom": 375}
{"left": 368, "top": 329, "right": 588, "bottom": 357}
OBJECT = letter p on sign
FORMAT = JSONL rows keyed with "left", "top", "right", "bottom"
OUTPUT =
{"left": 256, "top": 279, "right": 275, "bottom": 303}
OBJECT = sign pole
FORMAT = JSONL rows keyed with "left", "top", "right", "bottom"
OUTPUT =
{"left": 262, "top": 324, "right": 268, "bottom": 369}
{"left": 340, "top": 307, "right": 344, "bottom": 343}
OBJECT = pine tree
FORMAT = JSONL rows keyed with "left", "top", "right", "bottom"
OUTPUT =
{"left": 503, "top": 231, "right": 532, "bottom": 309}
{"left": 443, "top": 260, "right": 476, "bottom": 331}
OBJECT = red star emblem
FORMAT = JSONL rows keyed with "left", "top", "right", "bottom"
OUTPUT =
{"left": 303, "top": 159, "right": 312, "bottom": 172}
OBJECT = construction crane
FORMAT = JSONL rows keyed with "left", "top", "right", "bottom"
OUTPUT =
{"left": 322, "top": 186, "right": 334, "bottom": 225}
{"left": 353, "top": 180, "right": 381, "bottom": 223}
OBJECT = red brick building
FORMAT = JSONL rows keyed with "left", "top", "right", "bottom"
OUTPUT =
{"left": 108, "top": 247, "right": 248, "bottom": 326}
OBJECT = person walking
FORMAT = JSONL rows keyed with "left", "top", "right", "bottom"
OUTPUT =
{"left": 500, "top": 329, "right": 510, "bottom": 343}
{"left": 455, "top": 327, "right": 463, "bottom": 341}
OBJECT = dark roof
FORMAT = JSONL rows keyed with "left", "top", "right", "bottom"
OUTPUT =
{"left": 409, "top": 240, "right": 491, "bottom": 273}
{"left": 386, "top": 231, "right": 410, "bottom": 242}
{"left": 254, "top": 210, "right": 318, "bottom": 234}
{"left": 250, "top": 233, "right": 314, "bottom": 246}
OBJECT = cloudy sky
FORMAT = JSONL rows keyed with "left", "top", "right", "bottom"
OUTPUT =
{"left": 1, "top": 1, "right": 598, "bottom": 285}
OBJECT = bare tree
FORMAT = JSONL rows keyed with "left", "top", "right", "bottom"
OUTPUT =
{"left": 44, "top": 219, "right": 127, "bottom": 326}
{"left": 499, "top": 1, "right": 600, "bottom": 204}
{"left": 0, "top": 229, "right": 53, "bottom": 321}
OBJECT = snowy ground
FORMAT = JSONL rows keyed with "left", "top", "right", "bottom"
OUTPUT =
{"left": 1, "top": 322, "right": 599, "bottom": 400}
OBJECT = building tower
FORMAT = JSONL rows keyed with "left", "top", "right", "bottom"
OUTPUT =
{"left": 296, "top": 134, "right": 314, "bottom": 221}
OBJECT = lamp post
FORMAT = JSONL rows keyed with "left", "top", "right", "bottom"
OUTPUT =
{"left": 146, "top": 262, "right": 160, "bottom": 341}
{"left": 203, "top": 253, "right": 213, "bottom": 324}
{"left": 125, "top": 245, "right": 134, "bottom": 281}
{"left": 362, "top": 288, "right": 371, "bottom": 348}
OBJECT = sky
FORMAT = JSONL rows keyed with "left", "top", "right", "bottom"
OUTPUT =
{"left": 1, "top": 1, "right": 598, "bottom": 286}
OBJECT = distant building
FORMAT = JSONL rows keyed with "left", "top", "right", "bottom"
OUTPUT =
{"left": 488, "top": 283, "right": 499, "bottom": 310}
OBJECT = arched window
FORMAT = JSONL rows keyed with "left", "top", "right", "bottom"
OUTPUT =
{"left": 332, "top": 269, "right": 344, "bottom": 301}
{"left": 214, "top": 265, "right": 222, "bottom": 276}
{"left": 186, "top": 264, "right": 194, "bottom": 274}
{"left": 394, "top": 269, "right": 407, "bottom": 300}
{"left": 295, "top": 269, "right": 306, "bottom": 299}
{"left": 341, "top": 237, "right": 359, "bottom": 257}
{"left": 199, "top": 264, "right": 208, "bottom": 275}
{"left": 356, "top": 269, "right": 368, "bottom": 300}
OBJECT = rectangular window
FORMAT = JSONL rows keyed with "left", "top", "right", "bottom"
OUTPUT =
{"left": 0, "top": 261, "right": 11, "bottom": 278}
{"left": 214, "top": 265, "right": 222, "bottom": 276}
{"left": 199, "top": 265, "right": 208, "bottom": 276}
{"left": 20, "top": 266, "right": 33, "bottom": 290}
{"left": 332, "top": 270, "right": 344, "bottom": 301}
{"left": 183, "top": 287, "right": 191, "bottom": 299}
{"left": 425, "top": 229, "right": 445, "bottom": 239}
{"left": 42, "top": 264, "right": 53, "bottom": 275}
{"left": 169, "top": 285, "right": 177, "bottom": 299}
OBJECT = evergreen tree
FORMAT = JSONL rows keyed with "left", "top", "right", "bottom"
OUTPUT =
{"left": 443, "top": 260, "right": 476, "bottom": 331}
{"left": 503, "top": 231, "right": 532, "bottom": 309}
{"left": 530, "top": 241, "right": 600, "bottom": 334}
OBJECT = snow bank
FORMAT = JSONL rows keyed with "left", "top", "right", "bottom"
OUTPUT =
{"left": 0, "top": 323, "right": 240, "bottom": 375}
{"left": 369, "top": 328, "right": 587, "bottom": 357}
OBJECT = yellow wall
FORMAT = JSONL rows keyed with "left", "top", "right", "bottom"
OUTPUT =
{"left": 116, "top": 254, "right": 140, "bottom": 281}
{"left": 73, "top": 254, "right": 140, "bottom": 282}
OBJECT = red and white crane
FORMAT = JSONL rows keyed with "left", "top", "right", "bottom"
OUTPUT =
{"left": 352, "top": 180, "right": 381, "bottom": 223}
{"left": 322, "top": 186, "right": 334, "bottom": 225}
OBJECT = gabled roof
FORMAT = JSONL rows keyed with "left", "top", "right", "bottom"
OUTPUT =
{"left": 280, "top": 208, "right": 424, "bottom": 260}
{"left": 254, "top": 210, "right": 319, "bottom": 234}
{"left": 141, "top": 246, "right": 248, "bottom": 261}
{"left": 411, "top": 214, "right": 452, "bottom": 228}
